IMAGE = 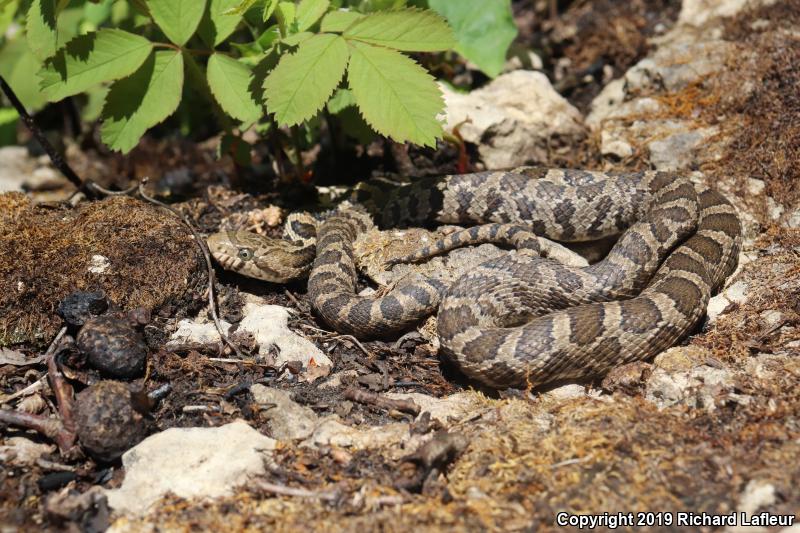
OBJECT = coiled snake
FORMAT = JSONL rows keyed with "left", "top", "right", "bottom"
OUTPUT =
{"left": 207, "top": 168, "right": 740, "bottom": 389}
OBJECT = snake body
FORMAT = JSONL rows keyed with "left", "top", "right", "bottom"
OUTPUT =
{"left": 208, "top": 168, "right": 740, "bottom": 388}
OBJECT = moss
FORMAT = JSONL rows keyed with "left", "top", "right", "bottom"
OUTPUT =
{"left": 0, "top": 194, "right": 206, "bottom": 347}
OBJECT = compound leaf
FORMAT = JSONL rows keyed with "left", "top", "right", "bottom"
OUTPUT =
{"left": 263, "top": 33, "right": 348, "bottom": 126}
{"left": 320, "top": 9, "right": 362, "bottom": 32}
{"left": 199, "top": 0, "right": 243, "bottom": 47}
{"left": 295, "top": 0, "right": 328, "bottom": 31}
{"left": 428, "top": 0, "right": 517, "bottom": 77}
{"left": 347, "top": 40, "right": 443, "bottom": 147}
{"left": 39, "top": 29, "right": 153, "bottom": 101}
{"left": 343, "top": 8, "right": 454, "bottom": 52}
{"left": 145, "top": 0, "right": 206, "bottom": 46}
{"left": 101, "top": 50, "right": 183, "bottom": 153}
{"left": 207, "top": 53, "right": 262, "bottom": 123}
{"left": 26, "top": 0, "right": 57, "bottom": 61}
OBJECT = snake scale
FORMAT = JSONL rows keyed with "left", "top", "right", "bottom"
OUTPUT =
{"left": 207, "top": 168, "right": 741, "bottom": 389}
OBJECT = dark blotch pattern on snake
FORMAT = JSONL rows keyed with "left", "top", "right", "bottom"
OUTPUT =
{"left": 207, "top": 168, "right": 741, "bottom": 389}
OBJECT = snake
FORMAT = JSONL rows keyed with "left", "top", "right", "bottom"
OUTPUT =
{"left": 207, "top": 168, "right": 741, "bottom": 389}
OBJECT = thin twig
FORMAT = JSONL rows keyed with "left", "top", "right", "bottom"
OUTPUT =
{"left": 44, "top": 328, "right": 77, "bottom": 449}
{"left": 343, "top": 387, "right": 421, "bottom": 416}
{"left": 0, "top": 409, "right": 63, "bottom": 439}
{"left": 0, "top": 75, "right": 87, "bottom": 194}
{"left": 297, "top": 324, "right": 372, "bottom": 358}
{"left": 283, "top": 289, "right": 302, "bottom": 309}
{"left": 0, "top": 376, "right": 46, "bottom": 404}
{"left": 256, "top": 480, "right": 340, "bottom": 502}
{"left": 87, "top": 181, "right": 139, "bottom": 196}
{"left": 137, "top": 180, "right": 248, "bottom": 358}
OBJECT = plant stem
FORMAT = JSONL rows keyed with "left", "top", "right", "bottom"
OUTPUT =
{"left": 0, "top": 75, "right": 88, "bottom": 194}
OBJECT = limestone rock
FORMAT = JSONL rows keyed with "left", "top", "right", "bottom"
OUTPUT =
{"left": 250, "top": 385, "right": 318, "bottom": 441}
{"left": 105, "top": 420, "right": 275, "bottom": 516}
{"left": 168, "top": 297, "right": 331, "bottom": 379}
{"left": 441, "top": 71, "right": 586, "bottom": 168}
{"left": 679, "top": 0, "right": 777, "bottom": 27}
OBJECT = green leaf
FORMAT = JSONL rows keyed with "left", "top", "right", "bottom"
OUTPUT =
{"left": 357, "top": 0, "right": 406, "bottom": 12}
{"left": 0, "top": 0, "right": 19, "bottom": 37}
{"left": 343, "top": 8, "right": 454, "bottom": 52}
{"left": 263, "top": 33, "right": 348, "bottom": 126}
{"left": 347, "top": 40, "right": 443, "bottom": 147}
{"left": 281, "top": 31, "right": 312, "bottom": 46}
{"left": 222, "top": 0, "right": 256, "bottom": 16}
{"left": 81, "top": 85, "right": 109, "bottom": 122}
{"left": 320, "top": 9, "right": 362, "bottom": 32}
{"left": 428, "top": 0, "right": 517, "bottom": 78}
{"left": 199, "top": 0, "right": 243, "bottom": 46}
{"left": 262, "top": 0, "right": 277, "bottom": 21}
{"left": 0, "top": 107, "right": 19, "bottom": 147}
{"left": 145, "top": 0, "right": 207, "bottom": 46}
{"left": 101, "top": 50, "right": 184, "bottom": 153}
{"left": 39, "top": 29, "right": 154, "bottom": 102}
{"left": 295, "top": 0, "right": 328, "bottom": 31}
{"left": 275, "top": 1, "right": 295, "bottom": 35}
{"left": 0, "top": 37, "right": 47, "bottom": 110}
{"left": 326, "top": 87, "right": 356, "bottom": 113}
{"left": 26, "top": 0, "right": 58, "bottom": 61}
{"left": 207, "top": 53, "right": 262, "bottom": 123}
{"left": 83, "top": 0, "right": 113, "bottom": 29}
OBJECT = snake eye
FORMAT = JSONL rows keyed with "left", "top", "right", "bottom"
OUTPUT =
{"left": 238, "top": 248, "right": 254, "bottom": 261}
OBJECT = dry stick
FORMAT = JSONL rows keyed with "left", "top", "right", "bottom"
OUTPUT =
{"left": 137, "top": 181, "right": 248, "bottom": 358}
{"left": 256, "top": 480, "right": 340, "bottom": 502}
{"left": 0, "top": 75, "right": 89, "bottom": 195}
{"left": 0, "top": 408, "right": 64, "bottom": 440}
{"left": 0, "top": 327, "right": 78, "bottom": 454}
{"left": 297, "top": 323, "right": 372, "bottom": 358}
{"left": 44, "top": 328, "right": 76, "bottom": 446}
{"left": 343, "top": 387, "right": 421, "bottom": 416}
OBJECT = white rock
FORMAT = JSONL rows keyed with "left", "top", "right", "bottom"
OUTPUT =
{"left": 542, "top": 383, "right": 600, "bottom": 401}
{"left": 786, "top": 208, "right": 800, "bottom": 229}
{"left": 680, "top": 0, "right": 777, "bottom": 27}
{"left": 441, "top": 71, "right": 586, "bottom": 168}
{"left": 707, "top": 280, "right": 749, "bottom": 324}
{"left": 0, "top": 437, "right": 55, "bottom": 466}
{"left": 646, "top": 363, "right": 734, "bottom": 411}
{"left": 586, "top": 78, "right": 626, "bottom": 128}
{"left": 767, "top": 197, "right": 784, "bottom": 221}
{"left": 726, "top": 479, "right": 778, "bottom": 533}
{"left": 88, "top": 255, "right": 111, "bottom": 274}
{"left": 250, "top": 385, "right": 318, "bottom": 440}
{"left": 647, "top": 122, "right": 719, "bottom": 171}
{"left": 302, "top": 418, "right": 413, "bottom": 458}
{"left": 105, "top": 420, "right": 276, "bottom": 516}
{"left": 168, "top": 298, "right": 331, "bottom": 377}
{"left": 238, "top": 300, "right": 332, "bottom": 372}
{"left": 600, "top": 130, "right": 633, "bottom": 159}
{"left": 587, "top": 30, "right": 743, "bottom": 172}
{"left": 746, "top": 178, "right": 766, "bottom": 196}
{"left": 169, "top": 319, "right": 228, "bottom": 345}
{"left": 759, "top": 310, "right": 784, "bottom": 329}
{"left": 384, "top": 392, "right": 481, "bottom": 425}
{"left": 0, "top": 146, "right": 36, "bottom": 192}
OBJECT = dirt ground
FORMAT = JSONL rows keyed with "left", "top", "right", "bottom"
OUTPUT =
{"left": 1, "top": 1, "right": 799, "bottom": 532}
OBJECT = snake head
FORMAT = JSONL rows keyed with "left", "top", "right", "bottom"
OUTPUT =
{"left": 207, "top": 230, "right": 314, "bottom": 283}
